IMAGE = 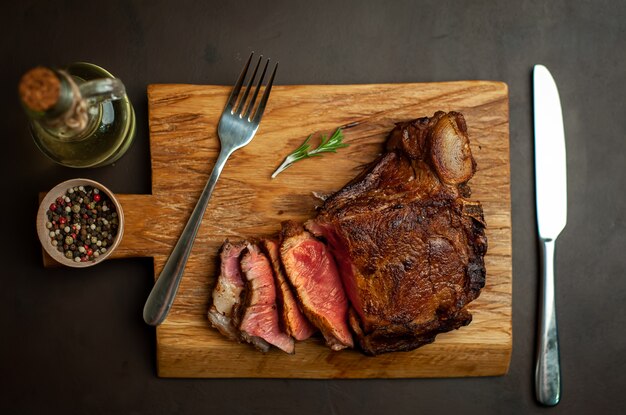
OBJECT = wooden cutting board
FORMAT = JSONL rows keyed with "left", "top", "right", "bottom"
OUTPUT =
{"left": 47, "top": 81, "right": 512, "bottom": 378}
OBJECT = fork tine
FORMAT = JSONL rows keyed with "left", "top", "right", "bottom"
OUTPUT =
{"left": 235, "top": 55, "right": 262, "bottom": 116}
{"left": 251, "top": 62, "right": 278, "bottom": 123}
{"left": 244, "top": 58, "right": 270, "bottom": 120}
{"left": 224, "top": 52, "right": 254, "bottom": 113}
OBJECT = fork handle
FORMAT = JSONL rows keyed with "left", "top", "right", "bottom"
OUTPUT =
{"left": 535, "top": 238, "right": 561, "bottom": 406}
{"left": 143, "top": 147, "right": 233, "bottom": 326}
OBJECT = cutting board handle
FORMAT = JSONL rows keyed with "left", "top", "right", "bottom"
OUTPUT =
{"left": 42, "top": 193, "right": 160, "bottom": 267}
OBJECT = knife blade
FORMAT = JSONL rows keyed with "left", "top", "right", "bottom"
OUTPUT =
{"left": 533, "top": 64, "right": 566, "bottom": 406}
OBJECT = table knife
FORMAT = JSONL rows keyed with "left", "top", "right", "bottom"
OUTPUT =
{"left": 533, "top": 64, "right": 566, "bottom": 406}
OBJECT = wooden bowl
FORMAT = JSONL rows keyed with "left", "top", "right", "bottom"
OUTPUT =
{"left": 36, "top": 178, "right": 124, "bottom": 268}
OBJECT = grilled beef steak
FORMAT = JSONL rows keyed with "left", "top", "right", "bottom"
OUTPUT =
{"left": 208, "top": 111, "right": 486, "bottom": 356}
{"left": 280, "top": 221, "right": 353, "bottom": 350}
{"left": 262, "top": 239, "right": 317, "bottom": 341}
{"left": 308, "top": 111, "right": 487, "bottom": 355}
{"left": 207, "top": 240, "right": 247, "bottom": 341}
{"left": 239, "top": 243, "right": 295, "bottom": 354}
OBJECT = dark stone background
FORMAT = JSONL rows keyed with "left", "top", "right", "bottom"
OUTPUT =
{"left": 1, "top": 1, "right": 624, "bottom": 413}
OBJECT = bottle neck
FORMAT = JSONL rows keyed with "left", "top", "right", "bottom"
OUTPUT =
{"left": 20, "top": 67, "right": 99, "bottom": 142}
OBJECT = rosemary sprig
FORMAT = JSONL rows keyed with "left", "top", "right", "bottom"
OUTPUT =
{"left": 271, "top": 128, "right": 349, "bottom": 178}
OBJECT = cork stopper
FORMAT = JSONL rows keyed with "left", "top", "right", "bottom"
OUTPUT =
{"left": 19, "top": 66, "right": 61, "bottom": 112}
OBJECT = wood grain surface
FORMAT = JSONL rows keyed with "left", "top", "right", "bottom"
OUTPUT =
{"left": 44, "top": 81, "right": 512, "bottom": 378}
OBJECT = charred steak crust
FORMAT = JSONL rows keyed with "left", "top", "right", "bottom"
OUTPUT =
{"left": 311, "top": 111, "right": 487, "bottom": 355}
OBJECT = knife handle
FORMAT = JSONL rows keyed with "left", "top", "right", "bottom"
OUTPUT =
{"left": 535, "top": 238, "right": 562, "bottom": 406}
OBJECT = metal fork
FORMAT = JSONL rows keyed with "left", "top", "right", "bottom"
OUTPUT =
{"left": 143, "top": 53, "right": 278, "bottom": 326}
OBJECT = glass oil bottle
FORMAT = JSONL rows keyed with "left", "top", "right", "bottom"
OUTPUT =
{"left": 19, "top": 62, "right": 136, "bottom": 168}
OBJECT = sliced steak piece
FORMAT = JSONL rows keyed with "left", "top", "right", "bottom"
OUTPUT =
{"left": 262, "top": 239, "right": 317, "bottom": 341}
{"left": 207, "top": 240, "right": 247, "bottom": 341}
{"left": 280, "top": 221, "right": 353, "bottom": 350}
{"left": 239, "top": 243, "right": 295, "bottom": 354}
{"left": 309, "top": 111, "right": 487, "bottom": 355}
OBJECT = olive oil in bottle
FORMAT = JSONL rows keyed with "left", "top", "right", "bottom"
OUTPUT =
{"left": 19, "top": 62, "right": 136, "bottom": 168}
